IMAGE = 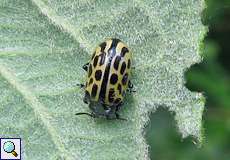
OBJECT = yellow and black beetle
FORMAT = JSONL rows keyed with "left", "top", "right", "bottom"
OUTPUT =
{"left": 76, "top": 38, "right": 134, "bottom": 120}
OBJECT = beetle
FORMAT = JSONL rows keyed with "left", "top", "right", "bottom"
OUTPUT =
{"left": 76, "top": 38, "right": 134, "bottom": 120}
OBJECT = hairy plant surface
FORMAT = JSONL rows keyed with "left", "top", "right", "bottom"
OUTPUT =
{"left": 0, "top": 0, "right": 206, "bottom": 159}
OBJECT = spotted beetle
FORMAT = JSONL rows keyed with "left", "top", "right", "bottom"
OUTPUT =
{"left": 76, "top": 38, "right": 134, "bottom": 120}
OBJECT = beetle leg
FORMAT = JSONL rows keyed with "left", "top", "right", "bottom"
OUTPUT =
{"left": 83, "top": 91, "right": 90, "bottom": 104}
{"left": 77, "top": 83, "right": 85, "bottom": 88}
{"left": 82, "top": 62, "right": 89, "bottom": 71}
{"left": 127, "top": 81, "right": 136, "bottom": 93}
{"left": 115, "top": 112, "right": 127, "bottom": 121}
{"left": 113, "top": 104, "right": 127, "bottom": 120}
{"left": 128, "top": 80, "right": 133, "bottom": 89}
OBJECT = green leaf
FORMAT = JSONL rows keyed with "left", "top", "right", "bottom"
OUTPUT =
{"left": 0, "top": 0, "right": 206, "bottom": 159}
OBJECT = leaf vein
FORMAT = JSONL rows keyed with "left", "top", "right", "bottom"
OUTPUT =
{"left": 0, "top": 64, "right": 72, "bottom": 160}
{"left": 31, "top": 0, "right": 92, "bottom": 53}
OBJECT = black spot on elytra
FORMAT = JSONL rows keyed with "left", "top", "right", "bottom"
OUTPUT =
{"left": 84, "top": 90, "right": 90, "bottom": 104}
{"left": 100, "top": 42, "right": 106, "bottom": 52}
{"left": 120, "top": 62, "right": 126, "bottom": 75}
{"left": 95, "top": 70, "right": 102, "bottom": 81}
{"left": 99, "top": 39, "right": 120, "bottom": 101}
{"left": 117, "top": 84, "right": 122, "bottom": 94}
{"left": 108, "top": 39, "right": 121, "bottom": 57}
{"left": 85, "top": 90, "right": 90, "bottom": 97}
{"left": 89, "top": 78, "right": 93, "bottom": 85}
{"left": 99, "top": 53, "right": 106, "bottom": 66}
{"left": 111, "top": 39, "right": 121, "bottom": 48}
{"left": 114, "top": 98, "right": 121, "bottom": 104}
{"left": 88, "top": 64, "right": 92, "bottom": 77}
{"left": 109, "top": 88, "right": 115, "bottom": 103}
{"left": 128, "top": 59, "right": 131, "bottom": 69}
{"left": 91, "top": 84, "right": 98, "bottom": 98}
{"left": 110, "top": 74, "right": 118, "bottom": 85}
{"left": 114, "top": 56, "right": 121, "bottom": 70}
{"left": 122, "top": 73, "right": 128, "bottom": 85}
{"left": 120, "top": 47, "right": 129, "bottom": 57}
{"left": 91, "top": 51, "right": 96, "bottom": 60}
{"left": 93, "top": 56, "right": 99, "bottom": 67}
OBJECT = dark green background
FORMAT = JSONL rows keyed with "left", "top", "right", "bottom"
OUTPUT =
{"left": 146, "top": 0, "right": 230, "bottom": 159}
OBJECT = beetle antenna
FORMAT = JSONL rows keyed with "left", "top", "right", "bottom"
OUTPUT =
{"left": 75, "top": 112, "right": 94, "bottom": 117}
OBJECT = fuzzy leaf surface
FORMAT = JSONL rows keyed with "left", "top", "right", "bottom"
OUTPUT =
{"left": 0, "top": 0, "right": 206, "bottom": 159}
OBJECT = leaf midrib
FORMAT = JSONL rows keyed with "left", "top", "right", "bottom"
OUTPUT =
{"left": 31, "top": 0, "right": 158, "bottom": 54}
{"left": 1, "top": 0, "right": 147, "bottom": 151}
{"left": 0, "top": 63, "right": 139, "bottom": 159}
{"left": 0, "top": 0, "right": 205, "bottom": 159}
{"left": 0, "top": 64, "right": 70, "bottom": 159}
{"left": 31, "top": 0, "right": 95, "bottom": 53}
{"left": 31, "top": 0, "right": 170, "bottom": 73}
